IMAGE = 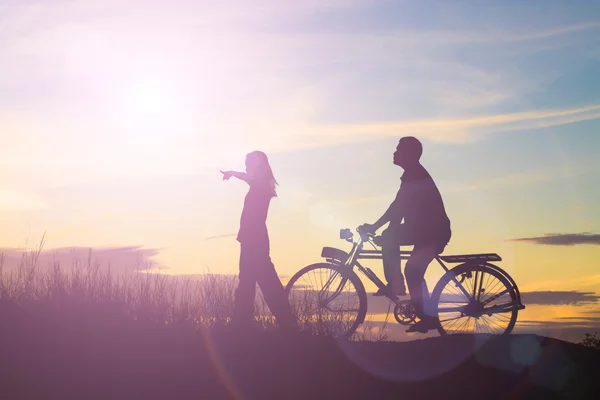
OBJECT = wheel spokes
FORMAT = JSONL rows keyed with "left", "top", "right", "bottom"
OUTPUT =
{"left": 436, "top": 266, "right": 518, "bottom": 335}
{"left": 288, "top": 267, "right": 361, "bottom": 336}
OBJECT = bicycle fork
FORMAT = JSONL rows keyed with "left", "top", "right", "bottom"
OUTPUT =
{"left": 319, "top": 271, "right": 347, "bottom": 303}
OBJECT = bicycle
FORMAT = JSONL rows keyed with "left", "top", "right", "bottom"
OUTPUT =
{"left": 285, "top": 227, "right": 526, "bottom": 338}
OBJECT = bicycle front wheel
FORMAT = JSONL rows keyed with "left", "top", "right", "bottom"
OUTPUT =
{"left": 431, "top": 263, "right": 519, "bottom": 336}
{"left": 285, "top": 263, "right": 367, "bottom": 339}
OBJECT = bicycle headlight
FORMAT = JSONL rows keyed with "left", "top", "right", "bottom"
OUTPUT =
{"left": 340, "top": 228, "right": 353, "bottom": 240}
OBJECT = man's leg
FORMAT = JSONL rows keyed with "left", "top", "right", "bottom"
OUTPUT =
{"left": 404, "top": 245, "right": 438, "bottom": 327}
{"left": 232, "top": 245, "right": 257, "bottom": 325}
{"left": 255, "top": 251, "right": 296, "bottom": 329}
{"left": 380, "top": 226, "right": 406, "bottom": 295}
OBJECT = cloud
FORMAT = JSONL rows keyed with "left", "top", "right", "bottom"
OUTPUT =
{"left": 298, "top": 103, "right": 600, "bottom": 147}
{"left": 520, "top": 274, "right": 600, "bottom": 293}
{"left": 0, "top": 246, "right": 162, "bottom": 272}
{"left": 510, "top": 233, "right": 600, "bottom": 246}
{"left": 520, "top": 291, "right": 600, "bottom": 306}
{"left": 3, "top": 0, "right": 600, "bottom": 166}
{"left": 361, "top": 291, "right": 600, "bottom": 317}
{"left": 442, "top": 171, "right": 551, "bottom": 194}
{"left": 471, "top": 21, "right": 600, "bottom": 44}
{"left": 441, "top": 161, "right": 593, "bottom": 194}
{"left": 204, "top": 234, "right": 237, "bottom": 241}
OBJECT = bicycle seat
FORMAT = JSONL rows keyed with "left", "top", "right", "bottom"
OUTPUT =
{"left": 439, "top": 253, "right": 502, "bottom": 263}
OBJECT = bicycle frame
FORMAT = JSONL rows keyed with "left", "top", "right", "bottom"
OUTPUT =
{"left": 325, "top": 232, "right": 511, "bottom": 308}
{"left": 300, "top": 229, "right": 525, "bottom": 335}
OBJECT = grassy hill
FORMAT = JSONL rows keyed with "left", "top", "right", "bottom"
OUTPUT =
{"left": 2, "top": 297, "right": 599, "bottom": 400}
{"left": 1, "top": 253, "right": 599, "bottom": 399}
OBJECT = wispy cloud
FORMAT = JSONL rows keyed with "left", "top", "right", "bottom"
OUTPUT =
{"left": 469, "top": 21, "right": 600, "bottom": 43}
{"left": 301, "top": 104, "right": 600, "bottom": 146}
{"left": 0, "top": 246, "right": 162, "bottom": 271}
{"left": 520, "top": 274, "right": 600, "bottom": 293}
{"left": 203, "top": 234, "right": 237, "bottom": 241}
{"left": 441, "top": 161, "right": 593, "bottom": 194}
{"left": 510, "top": 233, "right": 600, "bottom": 246}
{"left": 520, "top": 291, "right": 600, "bottom": 305}
{"left": 3, "top": 0, "right": 600, "bottom": 160}
{"left": 364, "top": 291, "right": 600, "bottom": 316}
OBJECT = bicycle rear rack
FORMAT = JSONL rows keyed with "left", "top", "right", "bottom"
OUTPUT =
{"left": 439, "top": 253, "right": 502, "bottom": 263}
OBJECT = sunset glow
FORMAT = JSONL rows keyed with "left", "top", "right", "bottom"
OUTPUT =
{"left": 1, "top": 0, "right": 599, "bottom": 342}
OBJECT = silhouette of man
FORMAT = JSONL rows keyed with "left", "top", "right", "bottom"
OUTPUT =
{"left": 360, "top": 136, "right": 451, "bottom": 333}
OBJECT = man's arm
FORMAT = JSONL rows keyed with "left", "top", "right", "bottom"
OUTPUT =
{"left": 362, "top": 192, "right": 403, "bottom": 233}
{"left": 371, "top": 203, "right": 395, "bottom": 231}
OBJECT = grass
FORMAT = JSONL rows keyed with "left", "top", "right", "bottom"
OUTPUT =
{"left": 581, "top": 332, "right": 600, "bottom": 351}
{"left": 0, "top": 238, "right": 388, "bottom": 341}
{"left": 2, "top": 240, "right": 600, "bottom": 399}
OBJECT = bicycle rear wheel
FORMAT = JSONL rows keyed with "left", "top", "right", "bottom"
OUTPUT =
{"left": 431, "top": 263, "right": 519, "bottom": 336}
{"left": 285, "top": 263, "right": 367, "bottom": 339}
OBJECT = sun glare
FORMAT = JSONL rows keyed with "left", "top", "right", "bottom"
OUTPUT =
{"left": 122, "top": 79, "right": 179, "bottom": 126}
{"left": 115, "top": 76, "right": 191, "bottom": 150}
{"left": 103, "top": 76, "right": 196, "bottom": 173}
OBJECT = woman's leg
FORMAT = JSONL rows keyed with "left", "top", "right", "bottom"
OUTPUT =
{"left": 254, "top": 248, "right": 295, "bottom": 328}
{"left": 232, "top": 245, "right": 257, "bottom": 324}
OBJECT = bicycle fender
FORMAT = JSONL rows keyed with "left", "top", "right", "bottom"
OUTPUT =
{"left": 321, "top": 247, "right": 350, "bottom": 264}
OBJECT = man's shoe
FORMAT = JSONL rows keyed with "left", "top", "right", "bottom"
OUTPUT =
{"left": 406, "top": 318, "right": 438, "bottom": 333}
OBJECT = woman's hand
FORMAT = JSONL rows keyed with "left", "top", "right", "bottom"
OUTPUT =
{"left": 220, "top": 170, "right": 234, "bottom": 181}
{"left": 220, "top": 170, "right": 251, "bottom": 183}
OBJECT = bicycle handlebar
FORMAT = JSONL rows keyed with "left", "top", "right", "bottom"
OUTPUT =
{"left": 339, "top": 227, "right": 376, "bottom": 243}
{"left": 356, "top": 227, "right": 375, "bottom": 242}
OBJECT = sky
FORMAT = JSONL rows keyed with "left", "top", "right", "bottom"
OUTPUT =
{"left": 1, "top": 0, "right": 600, "bottom": 342}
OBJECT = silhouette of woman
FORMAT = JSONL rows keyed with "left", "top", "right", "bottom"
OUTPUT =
{"left": 221, "top": 151, "right": 295, "bottom": 329}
